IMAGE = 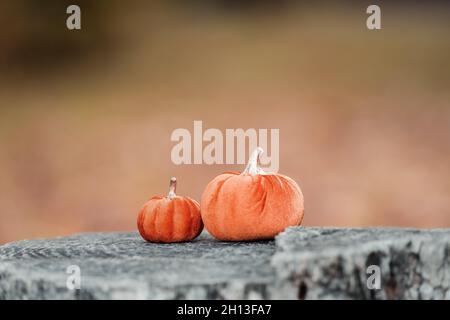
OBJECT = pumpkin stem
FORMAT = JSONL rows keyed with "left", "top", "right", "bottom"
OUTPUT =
{"left": 242, "top": 147, "right": 265, "bottom": 176}
{"left": 168, "top": 177, "right": 177, "bottom": 199}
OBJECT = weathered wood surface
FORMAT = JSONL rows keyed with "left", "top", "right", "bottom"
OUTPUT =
{"left": 0, "top": 227, "right": 449, "bottom": 299}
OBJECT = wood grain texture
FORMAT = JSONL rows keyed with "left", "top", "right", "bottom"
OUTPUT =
{"left": 0, "top": 227, "right": 449, "bottom": 299}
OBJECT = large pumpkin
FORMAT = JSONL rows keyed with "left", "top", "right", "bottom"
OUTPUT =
{"left": 137, "top": 177, "right": 203, "bottom": 243}
{"left": 201, "top": 147, "right": 304, "bottom": 241}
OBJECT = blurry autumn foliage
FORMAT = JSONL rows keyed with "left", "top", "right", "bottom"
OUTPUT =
{"left": 0, "top": 1, "right": 450, "bottom": 243}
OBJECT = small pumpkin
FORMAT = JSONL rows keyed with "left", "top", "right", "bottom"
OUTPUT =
{"left": 137, "top": 177, "right": 203, "bottom": 243}
{"left": 201, "top": 147, "right": 304, "bottom": 241}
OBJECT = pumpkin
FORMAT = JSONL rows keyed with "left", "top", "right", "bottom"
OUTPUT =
{"left": 137, "top": 177, "right": 203, "bottom": 243}
{"left": 201, "top": 147, "right": 304, "bottom": 241}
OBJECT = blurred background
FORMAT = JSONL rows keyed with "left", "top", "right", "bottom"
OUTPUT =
{"left": 1, "top": 0, "right": 450, "bottom": 244}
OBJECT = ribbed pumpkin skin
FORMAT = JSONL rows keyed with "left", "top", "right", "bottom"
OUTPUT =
{"left": 137, "top": 196, "right": 203, "bottom": 243}
{"left": 201, "top": 172, "right": 304, "bottom": 241}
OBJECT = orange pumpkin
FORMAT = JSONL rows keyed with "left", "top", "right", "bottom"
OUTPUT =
{"left": 137, "top": 177, "right": 203, "bottom": 243}
{"left": 201, "top": 147, "right": 304, "bottom": 241}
